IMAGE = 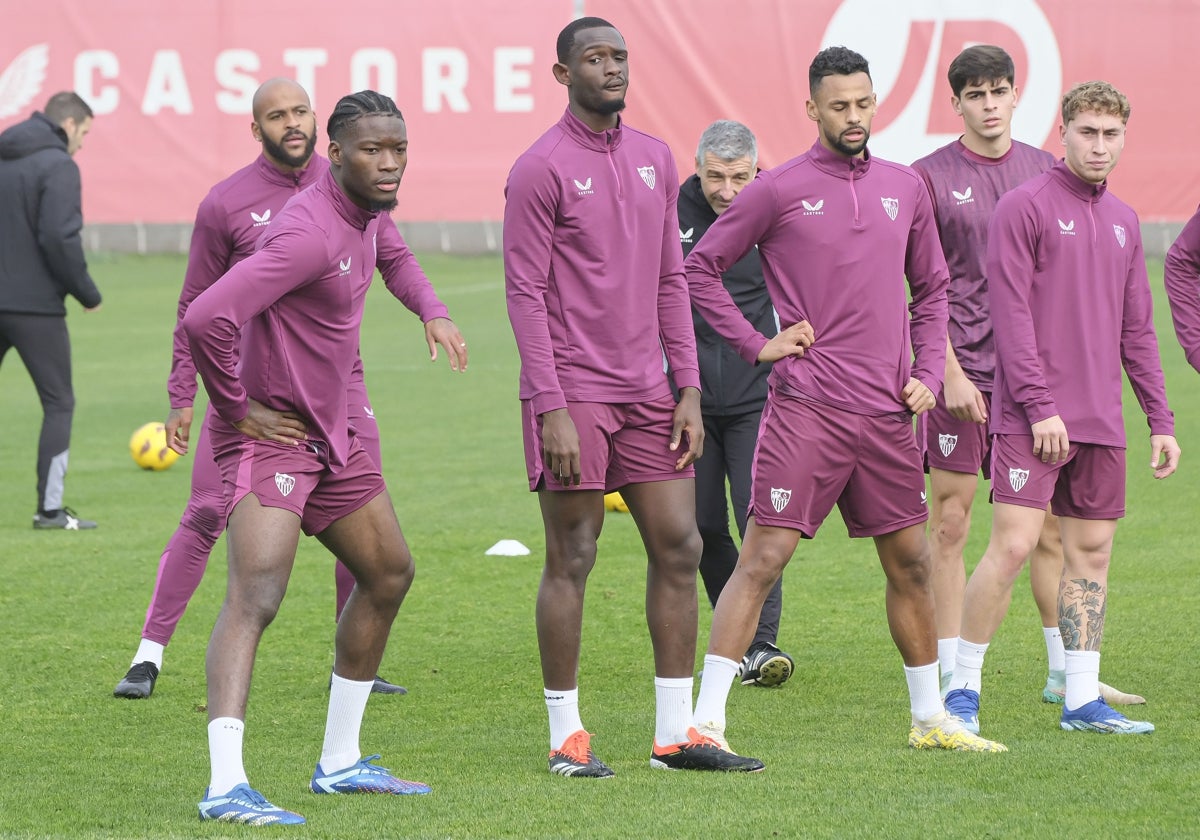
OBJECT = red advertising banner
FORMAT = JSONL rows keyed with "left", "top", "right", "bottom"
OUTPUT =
{"left": 3, "top": 1, "right": 1198, "bottom": 224}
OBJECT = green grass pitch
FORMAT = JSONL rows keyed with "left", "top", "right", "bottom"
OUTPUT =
{"left": 0, "top": 252, "right": 1197, "bottom": 838}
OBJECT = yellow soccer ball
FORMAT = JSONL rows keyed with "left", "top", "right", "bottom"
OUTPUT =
{"left": 129, "top": 422, "right": 180, "bottom": 471}
{"left": 603, "top": 492, "right": 629, "bottom": 513}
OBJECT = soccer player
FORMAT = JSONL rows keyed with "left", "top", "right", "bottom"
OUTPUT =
{"left": 912, "top": 45, "right": 1144, "bottom": 706}
{"left": 686, "top": 46, "right": 1007, "bottom": 760}
{"left": 184, "top": 90, "right": 467, "bottom": 824}
{"left": 0, "top": 92, "right": 100, "bottom": 530}
{"left": 679, "top": 120, "right": 794, "bottom": 687}
{"left": 504, "top": 17, "right": 761, "bottom": 776}
{"left": 112, "top": 79, "right": 408, "bottom": 700}
{"left": 1164, "top": 204, "right": 1200, "bottom": 374}
{"left": 944, "top": 81, "right": 1178, "bottom": 736}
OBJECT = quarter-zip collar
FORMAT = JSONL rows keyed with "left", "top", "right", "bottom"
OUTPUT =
{"left": 316, "top": 168, "right": 377, "bottom": 231}
{"left": 558, "top": 107, "right": 623, "bottom": 153}
{"left": 254, "top": 152, "right": 324, "bottom": 191}
{"left": 806, "top": 138, "right": 871, "bottom": 180}
{"left": 1049, "top": 159, "right": 1107, "bottom": 202}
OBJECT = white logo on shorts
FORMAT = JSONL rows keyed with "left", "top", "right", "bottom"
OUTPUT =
{"left": 275, "top": 472, "right": 296, "bottom": 497}
{"left": 770, "top": 487, "right": 792, "bottom": 513}
{"left": 1008, "top": 468, "right": 1030, "bottom": 493}
{"left": 939, "top": 433, "right": 958, "bottom": 457}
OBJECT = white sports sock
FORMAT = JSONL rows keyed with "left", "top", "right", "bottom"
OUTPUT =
{"left": 133, "top": 639, "right": 165, "bottom": 670}
{"left": 1064, "top": 650, "right": 1101, "bottom": 711}
{"left": 1043, "top": 627, "right": 1066, "bottom": 673}
{"left": 692, "top": 655, "right": 739, "bottom": 731}
{"left": 953, "top": 639, "right": 989, "bottom": 693}
{"left": 654, "top": 676, "right": 694, "bottom": 746}
{"left": 937, "top": 637, "right": 958, "bottom": 682}
{"left": 905, "top": 662, "right": 943, "bottom": 724}
{"left": 545, "top": 687, "right": 583, "bottom": 751}
{"left": 319, "top": 674, "right": 373, "bottom": 774}
{"left": 207, "top": 717, "right": 249, "bottom": 796}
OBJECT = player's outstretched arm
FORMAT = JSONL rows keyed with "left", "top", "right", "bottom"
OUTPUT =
{"left": 1150, "top": 434, "right": 1181, "bottom": 479}
{"left": 424, "top": 317, "right": 468, "bottom": 372}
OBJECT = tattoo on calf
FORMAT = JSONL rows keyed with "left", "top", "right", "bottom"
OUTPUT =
{"left": 1058, "top": 577, "right": 1107, "bottom": 652}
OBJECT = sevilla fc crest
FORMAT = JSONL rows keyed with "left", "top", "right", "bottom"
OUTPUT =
{"left": 881, "top": 197, "right": 899, "bottom": 221}
{"left": 1113, "top": 224, "right": 1127, "bottom": 248}
{"left": 1008, "top": 468, "right": 1030, "bottom": 493}
{"left": 770, "top": 487, "right": 792, "bottom": 513}
{"left": 638, "top": 165, "right": 656, "bottom": 189}
{"left": 938, "top": 433, "right": 958, "bottom": 457}
{"left": 275, "top": 472, "right": 296, "bottom": 497}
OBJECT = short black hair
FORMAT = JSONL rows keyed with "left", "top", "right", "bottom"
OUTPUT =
{"left": 556, "top": 16, "right": 618, "bottom": 63}
{"left": 808, "top": 46, "right": 871, "bottom": 96}
{"left": 326, "top": 90, "right": 404, "bottom": 143}
{"left": 947, "top": 45, "right": 1015, "bottom": 98}
{"left": 43, "top": 91, "right": 93, "bottom": 124}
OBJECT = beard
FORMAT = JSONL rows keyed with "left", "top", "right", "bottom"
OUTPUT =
{"left": 830, "top": 128, "right": 869, "bottom": 157}
{"left": 262, "top": 129, "right": 318, "bottom": 169}
{"left": 366, "top": 197, "right": 399, "bottom": 213}
{"left": 594, "top": 97, "right": 626, "bottom": 116}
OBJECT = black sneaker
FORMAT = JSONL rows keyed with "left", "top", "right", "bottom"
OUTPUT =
{"left": 114, "top": 661, "right": 159, "bottom": 698}
{"left": 548, "top": 729, "right": 615, "bottom": 778}
{"left": 740, "top": 641, "right": 794, "bottom": 687}
{"left": 372, "top": 675, "right": 408, "bottom": 695}
{"left": 33, "top": 507, "right": 97, "bottom": 530}
{"left": 650, "top": 727, "right": 764, "bottom": 772}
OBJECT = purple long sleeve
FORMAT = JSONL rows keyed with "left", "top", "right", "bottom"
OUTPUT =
{"left": 989, "top": 162, "right": 1172, "bottom": 445}
{"left": 376, "top": 219, "right": 449, "bottom": 323}
{"left": 1164, "top": 205, "right": 1200, "bottom": 373}
{"left": 685, "top": 140, "right": 948, "bottom": 417}
{"left": 503, "top": 109, "right": 698, "bottom": 417}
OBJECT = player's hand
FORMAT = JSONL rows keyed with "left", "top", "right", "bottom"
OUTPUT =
{"left": 944, "top": 367, "right": 987, "bottom": 424}
{"left": 541, "top": 408, "right": 581, "bottom": 486}
{"left": 165, "top": 405, "right": 194, "bottom": 456}
{"left": 1031, "top": 415, "right": 1069, "bottom": 463}
{"left": 670, "top": 387, "right": 704, "bottom": 469}
{"left": 757, "top": 320, "right": 814, "bottom": 363}
{"left": 425, "top": 317, "right": 468, "bottom": 372}
{"left": 234, "top": 398, "right": 308, "bottom": 446}
{"left": 901, "top": 378, "right": 936, "bottom": 415}
{"left": 1150, "top": 434, "right": 1180, "bottom": 479}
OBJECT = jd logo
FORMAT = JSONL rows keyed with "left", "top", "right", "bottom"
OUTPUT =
{"left": 821, "top": 1, "right": 1061, "bottom": 162}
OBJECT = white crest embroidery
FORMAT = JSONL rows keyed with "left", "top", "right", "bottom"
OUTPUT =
{"left": 939, "top": 433, "right": 958, "bottom": 457}
{"left": 274, "top": 473, "right": 296, "bottom": 497}
{"left": 1058, "top": 219, "right": 1076, "bottom": 234}
{"left": 250, "top": 209, "right": 271, "bottom": 225}
{"left": 802, "top": 199, "right": 824, "bottom": 212}
{"left": 339, "top": 257, "right": 352, "bottom": 272}
{"left": 1008, "top": 468, "right": 1030, "bottom": 493}
{"left": 573, "top": 177, "right": 592, "bottom": 192}
{"left": 770, "top": 487, "right": 792, "bottom": 513}
{"left": 952, "top": 187, "right": 973, "bottom": 202}
{"left": 637, "top": 165, "right": 656, "bottom": 190}
{"left": 1113, "top": 224, "right": 1127, "bottom": 248}
{"left": 881, "top": 197, "right": 899, "bottom": 221}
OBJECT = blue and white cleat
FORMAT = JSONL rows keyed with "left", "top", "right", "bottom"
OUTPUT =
{"left": 944, "top": 688, "right": 981, "bottom": 734}
{"left": 311, "top": 754, "right": 431, "bottom": 794}
{"left": 1060, "top": 698, "right": 1155, "bottom": 734}
{"left": 198, "top": 784, "right": 306, "bottom": 825}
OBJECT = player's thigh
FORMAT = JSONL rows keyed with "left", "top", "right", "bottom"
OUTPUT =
{"left": 839, "top": 413, "right": 928, "bottom": 538}
{"left": 316, "top": 489, "right": 410, "bottom": 585}
{"left": 622, "top": 477, "right": 700, "bottom": 561}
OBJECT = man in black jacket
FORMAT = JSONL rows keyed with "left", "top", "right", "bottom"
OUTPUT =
{"left": 0, "top": 91, "right": 101, "bottom": 530}
{"left": 679, "top": 120, "right": 793, "bottom": 686}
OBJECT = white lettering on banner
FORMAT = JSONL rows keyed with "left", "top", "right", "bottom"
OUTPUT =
{"left": 822, "top": 0, "right": 1061, "bottom": 161}
{"left": 423, "top": 48, "right": 470, "bottom": 113}
{"left": 494, "top": 47, "right": 533, "bottom": 112}
{"left": 74, "top": 49, "right": 119, "bottom": 114}
{"left": 143, "top": 50, "right": 193, "bottom": 114}
{"left": 0, "top": 43, "right": 48, "bottom": 119}
{"left": 283, "top": 48, "right": 328, "bottom": 108}
{"left": 351, "top": 48, "right": 397, "bottom": 100}
{"left": 215, "top": 49, "right": 261, "bottom": 113}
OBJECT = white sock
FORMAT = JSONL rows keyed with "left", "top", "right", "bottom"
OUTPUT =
{"left": 905, "top": 662, "right": 943, "bottom": 724}
{"left": 692, "top": 655, "right": 739, "bottom": 731}
{"left": 545, "top": 687, "right": 582, "bottom": 751}
{"left": 953, "top": 639, "right": 989, "bottom": 693}
{"left": 133, "top": 639, "right": 165, "bottom": 669}
{"left": 207, "top": 717, "right": 248, "bottom": 795}
{"left": 937, "top": 637, "right": 958, "bottom": 682}
{"left": 319, "top": 674, "right": 373, "bottom": 774}
{"left": 654, "top": 676, "right": 694, "bottom": 746}
{"left": 1064, "top": 650, "right": 1101, "bottom": 711}
{"left": 1043, "top": 627, "right": 1066, "bottom": 674}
